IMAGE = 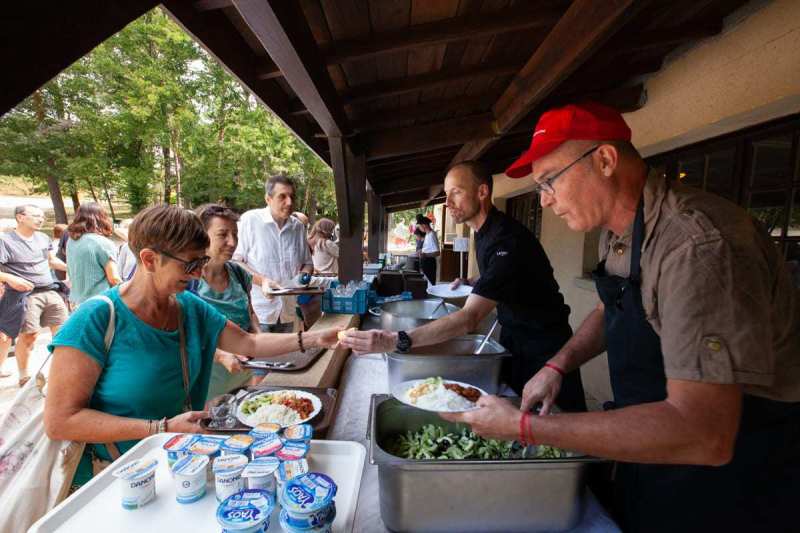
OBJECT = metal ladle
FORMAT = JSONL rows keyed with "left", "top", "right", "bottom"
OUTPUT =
{"left": 474, "top": 318, "right": 499, "bottom": 355}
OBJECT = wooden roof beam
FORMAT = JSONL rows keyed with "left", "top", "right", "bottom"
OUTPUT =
{"left": 343, "top": 62, "right": 520, "bottom": 106}
{"left": 351, "top": 94, "right": 495, "bottom": 132}
{"left": 371, "top": 172, "right": 444, "bottom": 196}
{"left": 230, "top": 0, "right": 350, "bottom": 138}
{"left": 380, "top": 187, "right": 442, "bottom": 207}
{"left": 367, "top": 114, "right": 498, "bottom": 161}
{"left": 194, "top": 0, "right": 233, "bottom": 11}
{"left": 323, "top": 5, "right": 562, "bottom": 66}
{"left": 451, "top": 0, "right": 639, "bottom": 166}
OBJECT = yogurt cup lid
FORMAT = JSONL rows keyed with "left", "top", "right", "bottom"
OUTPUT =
{"left": 280, "top": 473, "right": 337, "bottom": 514}
{"left": 276, "top": 441, "right": 309, "bottom": 461}
{"left": 250, "top": 423, "right": 281, "bottom": 436}
{"left": 112, "top": 458, "right": 158, "bottom": 480}
{"left": 283, "top": 424, "right": 313, "bottom": 441}
{"left": 216, "top": 489, "right": 274, "bottom": 531}
{"left": 163, "top": 433, "right": 197, "bottom": 452}
{"left": 223, "top": 434, "right": 254, "bottom": 450}
{"left": 213, "top": 453, "right": 249, "bottom": 474}
{"left": 189, "top": 436, "right": 222, "bottom": 456}
{"left": 277, "top": 459, "right": 309, "bottom": 483}
{"left": 251, "top": 434, "right": 283, "bottom": 456}
{"left": 242, "top": 457, "right": 280, "bottom": 478}
{"left": 172, "top": 453, "right": 209, "bottom": 476}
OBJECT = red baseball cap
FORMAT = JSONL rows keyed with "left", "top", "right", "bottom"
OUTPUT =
{"left": 505, "top": 101, "right": 632, "bottom": 179}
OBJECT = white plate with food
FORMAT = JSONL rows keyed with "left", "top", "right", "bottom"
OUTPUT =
{"left": 391, "top": 377, "right": 487, "bottom": 413}
{"left": 427, "top": 283, "right": 473, "bottom": 299}
{"left": 236, "top": 389, "right": 322, "bottom": 427}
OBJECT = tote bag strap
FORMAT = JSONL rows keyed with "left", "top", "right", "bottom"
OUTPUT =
{"left": 175, "top": 298, "right": 192, "bottom": 412}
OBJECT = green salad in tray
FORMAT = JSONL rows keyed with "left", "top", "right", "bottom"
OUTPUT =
{"left": 389, "top": 424, "right": 569, "bottom": 461}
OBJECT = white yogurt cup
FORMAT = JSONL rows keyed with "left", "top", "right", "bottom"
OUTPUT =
{"left": 213, "top": 453, "right": 249, "bottom": 502}
{"left": 111, "top": 458, "right": 158, "bottom": 510}
{"left": 242, "top": 456, "right": 280, "bottom": 496}
{"left": 171, "top": 454, "right": 209, "bottom": 504}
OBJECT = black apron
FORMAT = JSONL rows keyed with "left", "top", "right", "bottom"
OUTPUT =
{"left": 593, "top": 200, "right": 800, "bottom": 533}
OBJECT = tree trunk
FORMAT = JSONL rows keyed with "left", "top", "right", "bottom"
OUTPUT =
{"left": 100, "top": 176, "right": 117, "bottom": 221}
{"left": 46, "top": 170, "right": 69, "bottom": 224}
{"left": 162, "top": 144, "right": 172, "bottom": 204}
{"left": 69, "top": 179, "right": 81, "bottom": 211}
{"left": 169, "top": 126, "right": 182, "bottom": 208}
{"left": 86, "top": 178, "right": 100, "bottom": 203}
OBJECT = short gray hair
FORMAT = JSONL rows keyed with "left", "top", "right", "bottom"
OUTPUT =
{"left": 265, "top": 174, "right": 296, "bottom": 197}
{"left": 14, "top": 204, "right": 38, "bottom": 217}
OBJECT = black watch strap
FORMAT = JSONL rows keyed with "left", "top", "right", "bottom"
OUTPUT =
{"left": 396, "top": 331, "right": 412, "bottom": 353}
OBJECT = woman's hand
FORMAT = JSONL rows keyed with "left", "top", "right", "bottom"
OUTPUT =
{"left": 168, "top": 411, "right": 208, "bottom": 434}
{"left": 217, "top": 352, "right": 247, "bottom": 373}
{"left": 520, "top": 366, "right": 563, "bottom": 415}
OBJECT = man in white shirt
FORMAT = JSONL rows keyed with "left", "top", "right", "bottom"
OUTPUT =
{"left": 234, "top": 175, "right": 313, "bottom": 333}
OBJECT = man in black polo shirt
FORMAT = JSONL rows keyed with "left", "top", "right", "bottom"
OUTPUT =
{"left": 341, "top": 161, "right": 586, "bottom": 412}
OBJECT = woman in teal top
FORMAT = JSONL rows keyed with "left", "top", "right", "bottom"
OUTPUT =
{"left": 65, "top": 202, "right": 122, "bottom": 304}
{"left": 191, "top": 204, "right": 260, "bottom": 399}
{"left": 44, "top": 205, "right": 341, "bottom": 488}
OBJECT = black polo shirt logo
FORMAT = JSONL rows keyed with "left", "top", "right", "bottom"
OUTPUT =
{"left": 497, "top": 250, "right": 508, "bottom": 256}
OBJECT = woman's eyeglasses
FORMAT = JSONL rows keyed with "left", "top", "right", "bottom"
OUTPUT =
{"left": 157, "top": 249, "right": 210, "bottom": 274}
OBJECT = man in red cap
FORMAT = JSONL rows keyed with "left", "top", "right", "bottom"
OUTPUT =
{"left": 443, "top": 102, "right": 800, "bottom": 532}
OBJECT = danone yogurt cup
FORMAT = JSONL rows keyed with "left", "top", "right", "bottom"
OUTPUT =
{"left": 275, "top": 441, "right": 309, "bottom": 461}
{"left": 250, "top": 434, "right": 283, "bottom": 460}
{"left": 276, "top": 459, "right": 309, "bottom": 489}
{"left": 249, "top": 423, "right": 281, "bottom": 441}
{"left": 216, "top": 489, "right": 274, "bottom": 533}
{"left": 213, "top": 454, "right": 249, "bottom": 502}
{"left": 279, "top": 502, "right": 336, "bottom": 531}
{"left": 171, "top": 454, "right": 209, "bottom": 504}
{"left": 283, "top": 423, "right": 313, "bottom": 443}
{"left": 111, "top": 458, "right": 158, "bottom": 510}
{"left": 242, "top": 457, "right": 280, "bottom": 494}
{"left": 280, "top": 472, "right": 338, "bottom": 517}
{"left": 189, "top": 436, "right": 223, "bottom": 481}
{"left": 221, "top": 434, "right": 255, "bottom": 456}
{"left": 163, "top": 433, "right": 197, "bottom": 471}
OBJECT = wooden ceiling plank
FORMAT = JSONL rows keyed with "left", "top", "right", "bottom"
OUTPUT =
{"left": 352, "top": 93, "right": 494, "bottom": 131}
{"left": 367, "top": 113, "right": 497, "bottom": 160}
{"left": 229, "top": 0, "right": 351, "bottom": 137}
{"left": 324, "top": 4, "right": 562, "bottom": 66}
{"left": 300, "top": 0, "right": 350, "bottom": 92}
{"left": 451, "top": 0, "right": 639, "bottom": 165}
{"left": 194, "top": 0, "right": 233, "bottom": 11}
{"left": 372, "top": 171, "right": 444, "bottom": 195}
{"left": 321, "top": 0, "right": 376, "bottom": 88}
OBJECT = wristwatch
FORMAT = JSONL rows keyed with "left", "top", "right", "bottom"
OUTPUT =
{"left": 396, "top": 331, "right": 412, "bottom": 353}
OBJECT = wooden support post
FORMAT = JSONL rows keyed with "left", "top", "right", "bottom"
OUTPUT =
{"left": 367, "top": 186, "right": 383, "bottom": 263}
{"left": 330, "top": 137, "right": 366, "bottom": 282}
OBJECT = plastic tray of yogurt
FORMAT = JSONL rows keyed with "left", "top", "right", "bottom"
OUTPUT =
{"left": 30, "top": 433, "right": 366, "bottom": 533}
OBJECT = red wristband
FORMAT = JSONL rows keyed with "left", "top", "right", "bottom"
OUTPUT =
{"left": 518, "top": 413, "right": 529, "bottom": 445}
{"left": 524, "top": 412, "right": 535, "bottom": 445}
{"left": 544, "top": 362, "right": 565, "bottom": 376}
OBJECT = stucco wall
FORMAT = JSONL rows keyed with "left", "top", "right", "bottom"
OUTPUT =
{"left": 484, "top": 0, "right": 800, "bottom": 406}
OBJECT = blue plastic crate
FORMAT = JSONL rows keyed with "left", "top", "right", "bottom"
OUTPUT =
{"left": 322, "top": 286, "right": 369, "bottom": 314}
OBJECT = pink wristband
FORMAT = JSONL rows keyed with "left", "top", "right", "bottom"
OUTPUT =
{"left": 544, "top": 362, "right": 566, "bottom": 376}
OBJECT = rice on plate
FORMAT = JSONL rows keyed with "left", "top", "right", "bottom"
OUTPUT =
{"left": 398, "top": 377, "right": 485, "bottom": 412}
{"left": 251, "top": 403, "right": 301, "bottom": 426}
{"left": 236, "top": 390, "right": 322, "bottom": 428}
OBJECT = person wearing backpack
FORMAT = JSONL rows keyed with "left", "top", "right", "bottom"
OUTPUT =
{"left": 42, "top": 204, "right": 341, "bottom": 490}
{"left": 190, "top": 204, "right": 259, "bottom": 398}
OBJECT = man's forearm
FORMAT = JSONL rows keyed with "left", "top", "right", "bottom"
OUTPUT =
{"left": 49, "top": 257, "right": 67, "bottom": 272}
{"left": 408, "top": 309, "right": 476, "bottom": 348}
{"left": 550, "top": 306, "right": 606, "bottom": 373}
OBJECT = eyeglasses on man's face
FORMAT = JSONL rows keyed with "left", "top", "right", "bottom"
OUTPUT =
{"left": 157, "top": 249, "right": 210, "bottom": 274}
{"left": 533, "top": 145, "right": 599, "bottom": 196}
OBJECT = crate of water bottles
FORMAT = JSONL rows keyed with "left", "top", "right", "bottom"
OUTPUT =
{"left": 321, "top": 280, "right": 371, "bottom": 314}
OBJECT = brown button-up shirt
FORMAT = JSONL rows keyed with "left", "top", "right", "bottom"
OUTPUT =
{"left": 599, "top": 170, "right": 800, "bottom": 401}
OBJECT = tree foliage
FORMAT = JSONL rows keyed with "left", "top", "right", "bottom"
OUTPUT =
{"left": 0, "top": 7, "right": 336, "bottom": 221}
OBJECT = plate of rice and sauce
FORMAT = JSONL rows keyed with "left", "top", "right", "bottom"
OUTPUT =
{"left": 391, "top": 376, "right": 487, "bottom": 413}
{"left": 236, "top": 389, "right": 322, "bottom": 428}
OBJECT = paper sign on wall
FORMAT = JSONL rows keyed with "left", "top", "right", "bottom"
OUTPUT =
{"left": 453, "top": 237, "right": 469, "bottom": 252}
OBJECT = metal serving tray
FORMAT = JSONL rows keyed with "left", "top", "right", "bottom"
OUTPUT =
{"left": 367, "top": 395, "right": 600, "bottom": 533}
{"left": 384, "top": 335, "right": 510, "bottom": 394}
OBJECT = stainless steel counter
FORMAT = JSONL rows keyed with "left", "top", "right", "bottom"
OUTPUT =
{"left": 328, "top": 353, "right": 621, "bottom": 533}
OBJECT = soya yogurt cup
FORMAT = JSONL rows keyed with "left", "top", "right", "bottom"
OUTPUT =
{"left": 111, "top": 458, "right": 158, "bottom": 510}
{"left": 276, "top": 459, "right": 309, "bottom": 490}
{"left": 171, "top": 454, "right": 209, "bottom": 504}
{"left": 283, "top": 423, "right": 313, "bottom": 443}
{"left": 162, "top": 433, "right": 197, "bottom": 472}
{"left": 213, "top": 453, "right": 249, "bottom": 502}
{"left": 221, "top": 434, "right": 255, "bottom": 456}
{"left": 216, "top": 489, "right": 274, "bottom": 533}
{"left": 275, "top": 441, "right": 309, "bottom": 461}
{"left": 279, "top": 502, "right": 336, "bottom": 532}
{"left": 189, "top": 436, "right": 223, "bottom": 481}
{"left": 249, "top": 423, "right": 281, "bottom": 441}
{"left": 242, "top": 457, "right": 280, "bottom": 495}
{"left": 250, "top": 434, "right": 283, "bottom": 460}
